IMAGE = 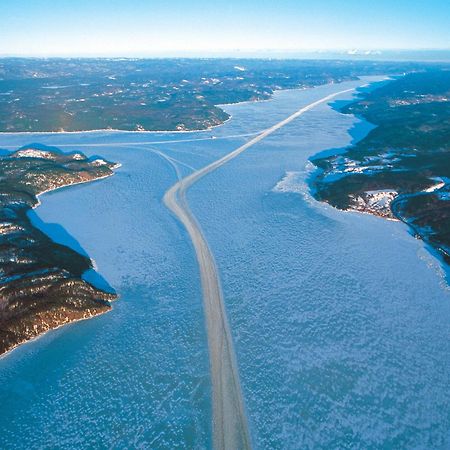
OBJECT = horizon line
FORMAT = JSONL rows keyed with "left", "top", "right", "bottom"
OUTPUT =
{"left": 1, "top": 48, "right": 450, "bottom": 55}
{"left": 1, "top": 48, "right": 450, "bottom": 62}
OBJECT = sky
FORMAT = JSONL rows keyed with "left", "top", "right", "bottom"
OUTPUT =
{"left": 0, "top": 0, "right": 449, "bottom": 57}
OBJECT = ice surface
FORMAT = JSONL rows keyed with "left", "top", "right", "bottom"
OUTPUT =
{"left": 0, "top": 77, "right": 449, "bottom": 449}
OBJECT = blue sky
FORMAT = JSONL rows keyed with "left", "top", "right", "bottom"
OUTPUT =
{"left": 1, "top": 0, "right": 449, "bottom": 56}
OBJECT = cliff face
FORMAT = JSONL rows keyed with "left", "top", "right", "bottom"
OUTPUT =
{"left": 0, "top": 146, "right": 118, "bottom": 355}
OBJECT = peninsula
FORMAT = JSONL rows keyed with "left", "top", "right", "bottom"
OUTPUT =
{"left": 310, "top": 69, "right": 450, "bottom": 265}
{"left": 0, "top": 145, "right": 118, "bottom": 355}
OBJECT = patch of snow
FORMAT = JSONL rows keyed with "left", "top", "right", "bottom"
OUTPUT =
{"left": 13, "top": 149, "right": 53, "bottom": 159}
{"left": 364, "top": 190, "right": 398, "bottom": 209}
{"left": 91, "top": 159, "right": 108, "bottom": 166}
{"left": 272, "top": 171, "right": 304, "bottom": 194}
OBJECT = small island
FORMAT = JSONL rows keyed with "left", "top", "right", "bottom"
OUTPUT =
{"left": 0, "top": 145, "right": 118, "bottom": 355}
{"left": 310, "top": 70, "right": 450, "bottom": 265}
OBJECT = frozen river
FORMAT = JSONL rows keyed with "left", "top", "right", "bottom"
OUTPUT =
{"left": 1, "top": 78, "right": 449, "bottom": 449}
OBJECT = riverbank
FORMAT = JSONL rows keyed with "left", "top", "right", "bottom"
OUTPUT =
{"left": 308, "top": 70, "right": 450, "bottom": 272}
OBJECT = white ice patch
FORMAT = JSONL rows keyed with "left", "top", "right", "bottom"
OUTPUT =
{"left": 272, "top": 171, "right": 304, "bottom": 194}
{"left": 272, "top": 164, "right": 317, "bottom": 204}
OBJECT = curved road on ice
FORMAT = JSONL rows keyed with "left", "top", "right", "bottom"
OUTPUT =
{"left": 163, "top": 87, "right": 356, "bottom": 450}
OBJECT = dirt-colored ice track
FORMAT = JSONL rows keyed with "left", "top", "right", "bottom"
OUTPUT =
{"left": 163, "top": 87, "right": 355, "bottom": 450}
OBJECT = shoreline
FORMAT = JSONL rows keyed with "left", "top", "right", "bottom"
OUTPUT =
{"left": 0, "top": 81, "right": 357, "bottom": 137}
{"left": 0, "top": 116, "right": 233, "bottom": 136}
{"left": 306, "top": 74, "right": 450, "bottom": 283}
{"left": 33, "top": 164, "right": 120, "bottom": 208}
{"left": 0, "top": 307, "right": 112, "bottom": 360}
{"left": 338, "top": 203, "right": 400, "bottom": 222}
{"left": 0, "top": 153, "right": 120, "bottom": 357}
